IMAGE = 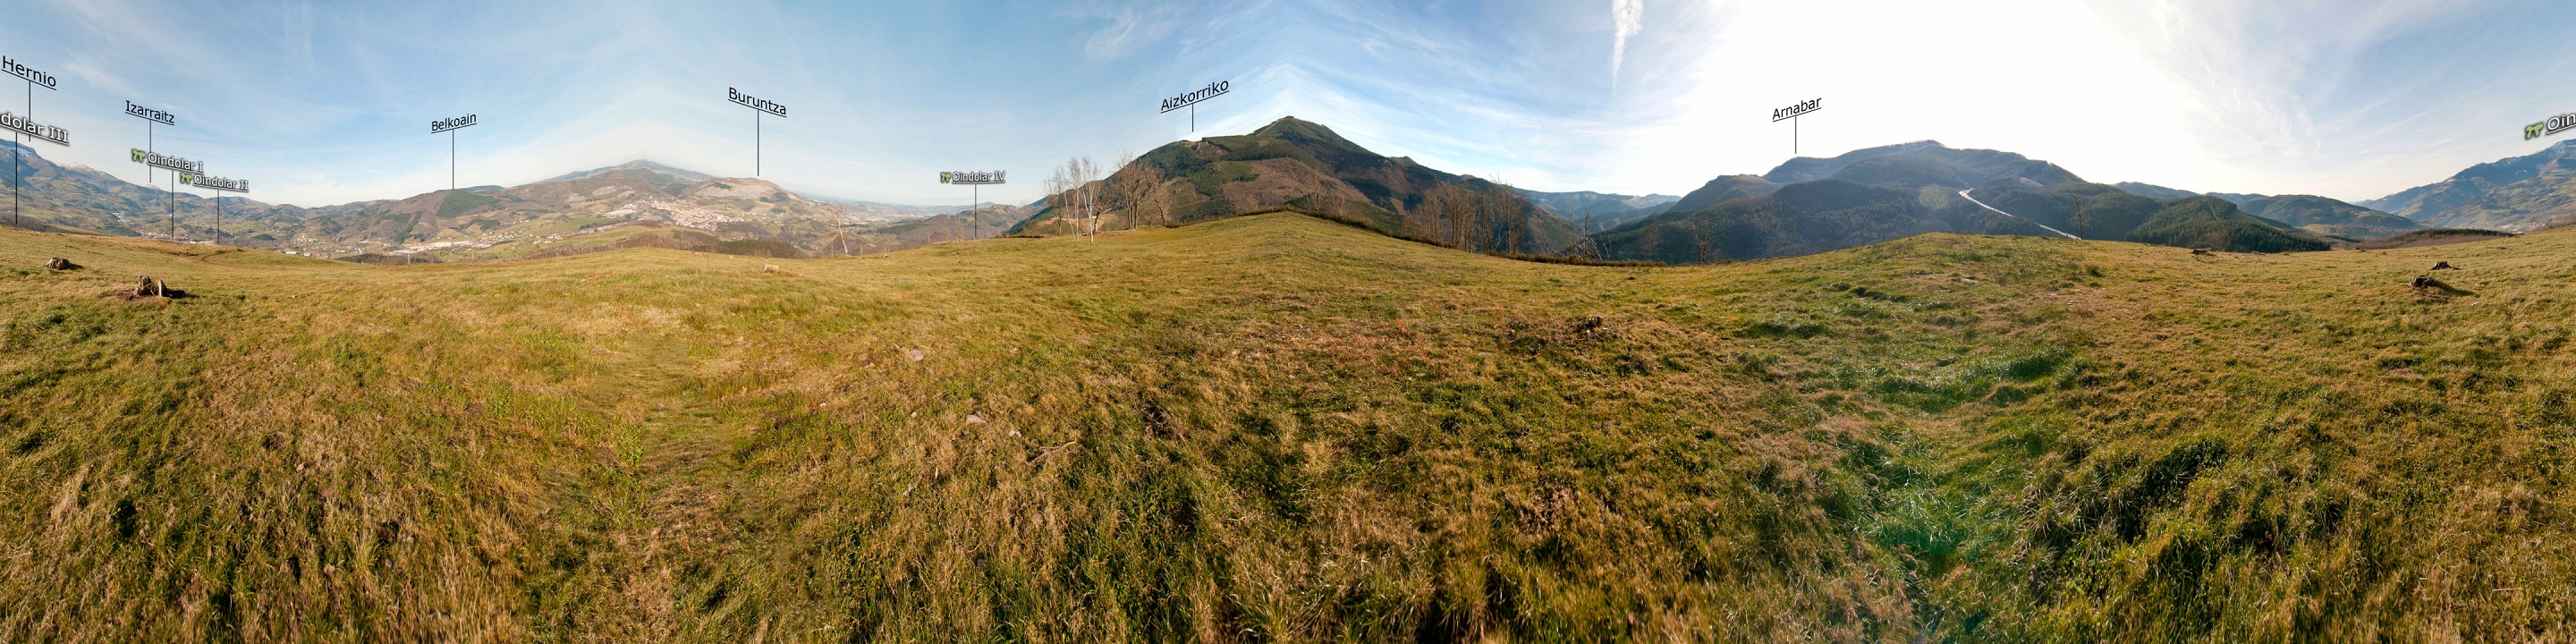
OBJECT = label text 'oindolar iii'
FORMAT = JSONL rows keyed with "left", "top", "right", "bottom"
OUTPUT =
{"left": 1, "top": 112, "right": 68, "bottom": 146}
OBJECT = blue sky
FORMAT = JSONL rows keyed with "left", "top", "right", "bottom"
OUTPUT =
{"left": 3, "top": 0, "right": 2572, "bottom": 208}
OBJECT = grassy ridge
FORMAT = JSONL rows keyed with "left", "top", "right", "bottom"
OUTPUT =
{"left": 4, "top": 216, "right": 2574, "bottom": 640}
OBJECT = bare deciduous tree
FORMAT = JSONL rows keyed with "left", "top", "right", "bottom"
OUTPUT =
{"left": 1045, "top": 156, "right": 1106, "bottom": 241}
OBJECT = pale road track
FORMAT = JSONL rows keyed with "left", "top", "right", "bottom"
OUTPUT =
{"left": 1958, "top": 190, "right": 2080, "bottom": 240}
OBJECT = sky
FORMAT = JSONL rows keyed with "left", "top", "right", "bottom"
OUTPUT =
{"left": 1, "top": 0, "right": 2571, "bottom": 208}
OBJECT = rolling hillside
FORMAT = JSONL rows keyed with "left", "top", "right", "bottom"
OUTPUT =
{"left": 0, "top": 145, "right": 1005, "bottom": 262}
{"left": 1665, "top": 174, "right": 1783, "bottom": 213}
{"left": 7, "top": 213, "right": 2573, "bottom": 640}
{"left": 0, "top": 140, "right": 319, "bottom": 239}
{"left": 1013, "top": 117, "right": 1588, "bottom": 255}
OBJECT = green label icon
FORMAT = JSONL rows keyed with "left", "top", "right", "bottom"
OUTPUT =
{"left": 131, "top": 149, "right": 147, "bottom": 163}
{"left": 940, "top": 172, "right": 954, "bottom": 183}
{"left": 178, "top": 171, "right": 194, "bottom": 183}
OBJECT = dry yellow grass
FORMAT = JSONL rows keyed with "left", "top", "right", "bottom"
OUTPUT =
{"left": 2, "top": 214, "right": 2572, "bottom": 641}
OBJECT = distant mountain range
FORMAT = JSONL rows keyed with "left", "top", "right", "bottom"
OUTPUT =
{"left": 0, "top": 140, "right": 319, "bottom": 239}
{"left": 2360, "top": 139, "right": 2576, "bottom": 232}
{"left": 0, "top": 144, "right": 1007, "bottom": 260}
{"left": 1592, "top": 140, "right": 2343, "bottom": 263}
{"left": 1008, "top": 129, "right": 2449, "bottom": 264}
{"left": 1512, "top": 189, "right": 1678, "bottom": 232}
{"left": 10, "top": 121, "right": 2568, "bottom": 266}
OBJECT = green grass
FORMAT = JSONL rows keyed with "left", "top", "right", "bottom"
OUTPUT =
{"left": 4, "top": 214, "right": 2575, "bottom": 641}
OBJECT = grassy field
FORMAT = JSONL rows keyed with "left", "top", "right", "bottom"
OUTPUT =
{"left": 3, "top": 213, "right": 2572, "bottom": 641}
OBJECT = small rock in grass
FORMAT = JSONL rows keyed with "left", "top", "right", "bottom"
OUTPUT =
{"left": 906, "top": 348, "right": 926, "bottom": 362}
{"left": 2431, "top": 261, "right": 2456, "bottom": 270}
{"left": 44, "top": 257, "right": 78, "bottom": 270}
{"left": 119, "top": 275, "right": 186, "bottom": 300}
{"left": 966, "top": 414, "right": 986, "bottom": 425}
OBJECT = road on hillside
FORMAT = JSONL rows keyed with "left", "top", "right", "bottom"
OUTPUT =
{"left": 1958, "top": 190, "right": 2080, "bottom": 240}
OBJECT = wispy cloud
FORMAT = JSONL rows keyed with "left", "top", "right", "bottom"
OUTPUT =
{"left": 1610, "top": 0, "right": 1643, "bottom": 88}
{"left": 1069, "top": 2, "right": 1184, "bottom": 61}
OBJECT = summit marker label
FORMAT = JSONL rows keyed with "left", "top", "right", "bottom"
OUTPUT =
{"left": 2528, "top": 113, "right": 2574, "bottom": 141}
{"left": 188, "top": 173, "right": 249, "bottom": 192}
{"left": 1160, "top": 81, "right": 1229, "bottom": 114}
{"left": 942, "top": 170, "right": 1005, "bottom": 185}
{"left": 729, "top": 88, "right": 786, "bottom": 117}
{"left": 431, "top": 114, "right": 478, "bottom": 134}
{"left": 1, "top": 112, "right": 68, "bottom": 146}
{"left": 1772, "top": 97, "right": 1823, "bottom": 154}
{"left": 2, "top": 56, "right": 56, "bottom": 90}
{"left": 1161, "top": 80, "right": 1232, "bottom": 131}
{"left": 727, "top": 87, "right": 786, "bottom": 176}
{"left": 131, "top": 149, "right": 204, "bottom": 174}
{"left": 125, "top": 101, "right": 174, "bottom": 125}
{"left": 1771, "top": 97, "right": 1821, "bottom": 122}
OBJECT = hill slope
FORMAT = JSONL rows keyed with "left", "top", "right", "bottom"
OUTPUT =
{"left": 2363, "top": 139, "right": 2576, "bottom": 232}
{"left": 2120, "top": 195, "right": 2333, "bottom": 252}
{"left": 1015, "top": 117, "right": 1587, "bottom": 255}
{"left": 8, "top": 215, "right": 2576, "bottom": 640}
{"left": 1761, "top": 140, "right": 2081, "bottom": 189}
{"left": 1665, "top": 174, "right": 1784, "bottom": 213}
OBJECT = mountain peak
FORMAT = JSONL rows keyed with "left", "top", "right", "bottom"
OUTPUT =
{"left": 1251, "top": 117, "right": 1360, "bottom": 145}
{"left": 542, "top": 159, "right": 715, "bottom": 184}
